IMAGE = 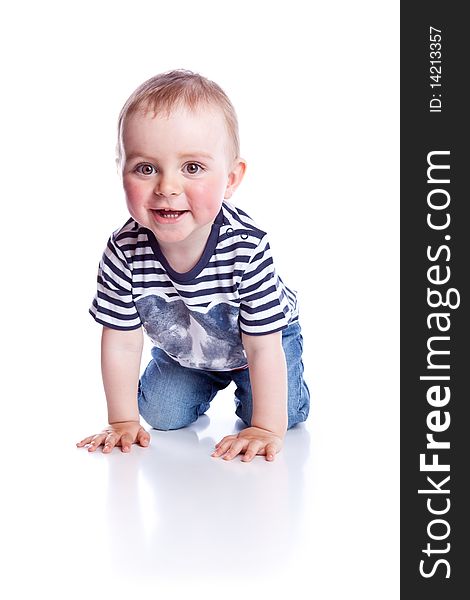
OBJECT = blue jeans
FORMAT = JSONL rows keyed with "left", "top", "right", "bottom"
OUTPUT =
{"left": 138, "top": 321, "right": 310, "bottom": 431}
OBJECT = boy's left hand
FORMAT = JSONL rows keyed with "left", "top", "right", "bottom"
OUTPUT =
{"left": 211, "top": 426, "right": 284, "bottom": 462}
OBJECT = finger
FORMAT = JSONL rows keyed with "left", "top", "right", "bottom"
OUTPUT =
{"left": 211, "top": 438, "right": 236, "bottom": 457}
{"left": 102, "top": 433, "right": 118, "bottom": 453}
{"left": 119, "top": 433, "right": 134, "bottom": 453}
{"left": 265, "top": 443, "right": 278, "bottom": 461}
{"left": 87, "top": 434, "right": 107, "bottom": 452}
{"left": 241, "top": 441, "right": 264, "bottom": 462}
{"left": 211, "top": 437, "right": 235, "bottom": 456}
{"left": 76, "top": 435, "right": 95, "bottom": 447}
{"left": 214, "top": 435, "right": 236, "bottom": 450}
{"left": 222, "top": 438, "right": 248, "bottom": 461}
{"left": 137, "top": 428, "right": 150, "bottom": 447}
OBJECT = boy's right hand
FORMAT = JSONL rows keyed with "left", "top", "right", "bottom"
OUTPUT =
{"left": 76, "top": 421, "right": 150, "bottom": 453}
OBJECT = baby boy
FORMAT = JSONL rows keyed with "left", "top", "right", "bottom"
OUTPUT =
{"left": 77, "top": 70, "right": 310, "bottom": 462}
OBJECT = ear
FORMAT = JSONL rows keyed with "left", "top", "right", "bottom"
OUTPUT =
{"left": 224, "top": 158, "right": 247, "bottom": 199}
{"left": 115, "top": 143, "right": 124, "bottom": 178}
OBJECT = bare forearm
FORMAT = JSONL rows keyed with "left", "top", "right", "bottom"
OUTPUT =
{"left": 247, "top": 343, "right": 288, "bottom": 438}
{"left": 101, "top": 326, "right": 143, "bottom": 423}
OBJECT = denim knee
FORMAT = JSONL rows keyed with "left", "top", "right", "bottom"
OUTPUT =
{"left": 137, "top": 349, "right": 222, "bottom": 431}
{"left": 138, "top": 385, "right": 211, "bottom": 431}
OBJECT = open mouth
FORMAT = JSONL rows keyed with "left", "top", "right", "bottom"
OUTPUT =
{"left": 153, "top": 209, "right": 188, "bottom": 219}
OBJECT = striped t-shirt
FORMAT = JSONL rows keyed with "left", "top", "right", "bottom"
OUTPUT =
{"left": 89, "top": 201, "right": 298, "bottom": 371}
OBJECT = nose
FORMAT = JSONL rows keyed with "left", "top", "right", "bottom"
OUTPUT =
{"left": 154, "top": 172, "right": 182, "bottom": 198}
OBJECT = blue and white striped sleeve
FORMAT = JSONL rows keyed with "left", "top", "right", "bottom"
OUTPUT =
{"left": 89, "top": 233, "right": 142, "bottom": 330}
{"left": 238, "top": 235, "right": 292, "bottom": 336}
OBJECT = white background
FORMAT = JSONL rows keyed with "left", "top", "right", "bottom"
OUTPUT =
{"left": 1, "top": 1, "right": 399, "bottom": 597}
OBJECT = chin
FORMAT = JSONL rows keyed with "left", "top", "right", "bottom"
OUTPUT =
{"left": 149, "top": 226, "right": 193, "bottom": 243}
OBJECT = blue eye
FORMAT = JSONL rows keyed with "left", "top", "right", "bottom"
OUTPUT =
{"left": 135, "top": 163, "right": 156, "bottom": 175}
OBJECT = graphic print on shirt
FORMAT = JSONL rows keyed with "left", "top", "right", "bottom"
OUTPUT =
{"left": 89, "top": 202, "right": 299, "bottom": 371}
{"left": 136, "top": 294, "right": 247, "bottom": 370}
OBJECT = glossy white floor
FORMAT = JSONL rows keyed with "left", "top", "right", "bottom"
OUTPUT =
{"left": 74, "top": 385, "right": 313, "bottom": 594}
{"left": 3, "top": 316, "right": 399, "bottom": 599}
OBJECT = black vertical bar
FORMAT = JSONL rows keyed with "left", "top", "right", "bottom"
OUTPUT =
{"left": 401, "top": 2, "right": 469, "bottom": 598}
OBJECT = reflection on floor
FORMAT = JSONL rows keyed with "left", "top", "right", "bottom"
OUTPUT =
{"left": 71, "top": 384, "right": 312, "bottom": 594}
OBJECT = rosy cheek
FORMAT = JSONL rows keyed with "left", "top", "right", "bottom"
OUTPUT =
{"left": 190, "top": 179, "right": 225, "bottom": 203}
{"left": 123, "top": 177, "right": 142, "bottom": 199}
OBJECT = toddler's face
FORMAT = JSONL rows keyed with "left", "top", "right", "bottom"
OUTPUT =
{"left": 120, "top": 105, "right": 245, "bottom": 249}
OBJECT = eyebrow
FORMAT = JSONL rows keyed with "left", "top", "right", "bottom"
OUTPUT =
{"left": 125, "top": 151, "right": 215, "bottom": 162}
{"left": 178, "top": 152, "right": 214, "bottom": 160}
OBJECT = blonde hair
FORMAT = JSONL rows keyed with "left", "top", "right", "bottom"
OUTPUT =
{"left": 116, "top": 69, "right": 240, "bottom": 168}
